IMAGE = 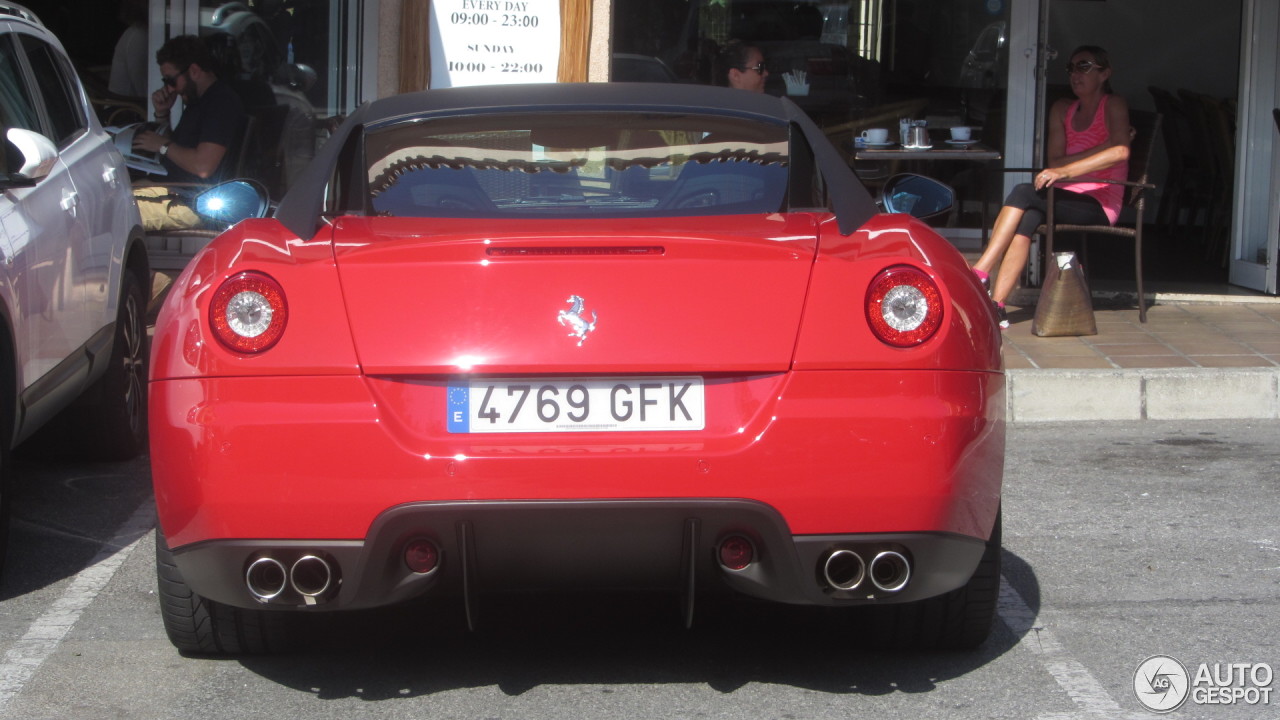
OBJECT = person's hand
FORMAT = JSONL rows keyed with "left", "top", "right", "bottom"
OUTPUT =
{"left": 151, "top": 84, "right": 177, "bottom": 116}
{"left": 133, "top": 129, "right": 169, "bottom": 154}
{"left": 1035, "top": 167, "right": 1066, "bottom": 190}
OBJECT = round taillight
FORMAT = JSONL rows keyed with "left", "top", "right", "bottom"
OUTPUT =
{"left": 718, "top": 536, "right": 755, "bottom": 571}
{"left": 404, "top": 538, "right": 440, "bottom": 575}
{"left": 865, "top": 265, "right": 944, "bottom": 347}
{"left": 209, "top": 271, "right": 288, "bottom": 353}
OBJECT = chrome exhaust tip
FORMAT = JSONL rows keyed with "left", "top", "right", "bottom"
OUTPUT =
{"left": 245, "top": 557, "right": 287, "bottom": 601}
{"left": 869, "top": 550, "right": 911, "bottom": 593}
{"left": 289, "top": 555, "right": 333, "bottom": 598}
{"left": 822, "top": 549, "right": 867, "bottom": 591}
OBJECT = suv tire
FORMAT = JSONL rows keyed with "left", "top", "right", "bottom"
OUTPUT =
{"left": 62, "top": 269, "right": 149, "bottom": 461}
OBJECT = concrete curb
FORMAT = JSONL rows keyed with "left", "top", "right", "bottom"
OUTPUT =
{"left": 1007, "top": 368, "right": 1280, "bottom": 422}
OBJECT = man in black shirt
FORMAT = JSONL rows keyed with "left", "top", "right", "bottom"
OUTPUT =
{"left": 132, "top": 35, "right": 246, "bottom": 230}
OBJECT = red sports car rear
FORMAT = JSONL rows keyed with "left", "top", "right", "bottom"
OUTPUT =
{"left": 149, "top": 83, "right": 1004, "bottom": 655}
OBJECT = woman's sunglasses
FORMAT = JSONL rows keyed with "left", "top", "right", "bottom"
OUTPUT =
{"left": 739, "top": 62, "right": 767, "bottom": 74}
{"left": 1065, "top": 60, "right": 1104, "bottom": 75}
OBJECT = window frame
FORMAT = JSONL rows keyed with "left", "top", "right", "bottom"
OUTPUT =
{"left": 17, "top": 31, "right": 88, "bottom": 149}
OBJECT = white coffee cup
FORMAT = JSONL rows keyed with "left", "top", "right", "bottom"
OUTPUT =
{"left": 950, "top": 126, "right": 972, "bottom": 141}
{"left": 861, "top": 128, "right": 890, "bottom": 144}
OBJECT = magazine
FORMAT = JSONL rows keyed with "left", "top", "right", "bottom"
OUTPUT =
{"left": 105, "top": 122, "right": 168, "bottom": 176}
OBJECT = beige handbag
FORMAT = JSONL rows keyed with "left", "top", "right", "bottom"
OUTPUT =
{"left": 1032, "top": 252, "right": 1097, "bottom": 337}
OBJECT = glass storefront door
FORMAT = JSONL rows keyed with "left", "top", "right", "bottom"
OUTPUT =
{"left": 1229, "top": 0, "right": 1279, "bottom": 294}
{"left": 611, "top": 0, "right": 1015, "bottom": 239}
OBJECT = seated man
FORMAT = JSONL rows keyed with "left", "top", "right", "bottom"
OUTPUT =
{"left": 131, "top": 35, "right": 245, "bottom": 231}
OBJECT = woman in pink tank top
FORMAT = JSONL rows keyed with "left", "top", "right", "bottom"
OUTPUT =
{"left": 970, "top": 45, "right": 1131, "bottom": 327}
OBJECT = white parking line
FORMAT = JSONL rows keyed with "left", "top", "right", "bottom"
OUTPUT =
{"left": 998, "top": 575, "right": 1149, "bottom": 720}
{"left": 0, "top": 500, "right": 153, "bottom": 712}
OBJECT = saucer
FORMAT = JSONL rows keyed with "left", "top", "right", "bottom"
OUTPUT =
{"left": 862, "top": 141, "right": 896, "bottom": 148}
{"left": 945, "top": 139, "right": 980, "bottom": 146}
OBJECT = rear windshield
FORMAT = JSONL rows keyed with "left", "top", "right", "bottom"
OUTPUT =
{"left": 362, "top": 111, "right": 790, "bottom": 219}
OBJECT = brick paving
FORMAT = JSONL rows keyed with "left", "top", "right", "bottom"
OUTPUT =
{"left": 1001, "top": 301, "right": 1280, "bottom": 370}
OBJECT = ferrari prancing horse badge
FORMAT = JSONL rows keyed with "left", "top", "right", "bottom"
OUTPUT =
{"left": 557, "top": 295, "right": 597, "bottom": 346}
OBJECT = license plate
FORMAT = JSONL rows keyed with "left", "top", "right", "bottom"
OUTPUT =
{"left": 447, "top": 377, "right": 705, "bottom": 433}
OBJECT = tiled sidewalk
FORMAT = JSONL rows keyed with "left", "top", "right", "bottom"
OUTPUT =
{"left": 1001, "top": 302, "right": 1280, "bottom": 370}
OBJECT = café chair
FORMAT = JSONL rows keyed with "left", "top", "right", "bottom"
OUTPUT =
{"left": 75, "top": 66, "right": 147, "bottom": 127}
{"left": 1177, "top": 90, "right": 1236, "bottom": 263}
{"left": 1041, "top": 109, "right": 1162, "bottom": 322}
{"left": 1148, "top": 86, "right": 1210, "bottom": 236}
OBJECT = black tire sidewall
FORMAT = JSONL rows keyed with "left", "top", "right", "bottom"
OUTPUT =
{"left": 81, "top": 270, "right": 149, "bottom": 460}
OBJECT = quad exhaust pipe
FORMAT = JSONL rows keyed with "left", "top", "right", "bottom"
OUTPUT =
{"left": 245, "top": 554, "right": 337, "bottom": 603}
{"left": 290, "top": 555, "right": 333, "bottom": 597}
{"left": 821, "top": 548, "right": 911, "bottom": 594}
{"left": 868, "top": 550, "right": 910, "bottom": 593}
{"left": 246, "top": 557, "right": 288, "bottom": 601}
{"left": 822, "top": 549, "right": 866, "bottom": 590}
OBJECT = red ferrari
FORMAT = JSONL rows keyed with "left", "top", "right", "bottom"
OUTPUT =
{"left": 149, "top": 83, "right": 1004, "bottom": 654}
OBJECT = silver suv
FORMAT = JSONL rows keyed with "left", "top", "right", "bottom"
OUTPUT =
{"left": 0, "top": 3, "right": 150, "bottom": 567}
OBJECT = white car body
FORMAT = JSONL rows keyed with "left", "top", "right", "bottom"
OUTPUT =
{"left": 0, "top": 3, "right": 149, "bottom": 521}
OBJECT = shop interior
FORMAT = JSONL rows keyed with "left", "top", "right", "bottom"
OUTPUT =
{"left": 20, "top": 0, "right": 1258, "bottom": 294}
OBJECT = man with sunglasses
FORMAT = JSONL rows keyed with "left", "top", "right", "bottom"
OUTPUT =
{"left": 132, "top": 34, "right": 246, "bottom": 231}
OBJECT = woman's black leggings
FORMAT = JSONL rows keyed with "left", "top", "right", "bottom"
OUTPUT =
{"left": 1004, "top": 182, "right": 1109, "bottom": 237}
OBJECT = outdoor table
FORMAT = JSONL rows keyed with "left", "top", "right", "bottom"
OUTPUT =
{"left": 854, "top": 143, "right": 1004, "bottom": 242}
{"left": 853, "top": 143, "right": 1002, "bottom": 163}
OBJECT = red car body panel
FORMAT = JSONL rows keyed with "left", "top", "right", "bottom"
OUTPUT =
{"left": 149, "top": 224, "right": 361, "bottom": 380}
{"left": 797, "top": 215, "right": 1002, "bottom": 371}
{"left": 329, "top": 215, "right": 819, "bottom": 374}
{"left": 151, "top": 213, "right": 1003, "bottom": 552}
{"left": 150, "top": 370, "right": 1001, "bottom": 549}
{"left": 151, "top": 214, "right": 1001, "bottom": 380}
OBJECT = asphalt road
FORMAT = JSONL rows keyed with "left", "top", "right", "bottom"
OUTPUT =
{"left": 0, "top": 420, "right": 1277, "bottom": 719}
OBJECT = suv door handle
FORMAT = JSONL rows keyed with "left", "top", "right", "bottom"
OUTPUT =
{"left": 103, "top": 165, "right": 118, "bottom": 185}
{"left": 60, "top": 189, "right": 78, "bottom": 217}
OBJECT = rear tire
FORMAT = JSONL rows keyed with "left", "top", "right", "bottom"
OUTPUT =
{"left": 82, "top": 269, "right": 148, "bottom": 460}
{"left": 155, "top": 527, "right": 293, "bottom": 654}
{"left": 863, "top": 509, "right": 1002, "bottom": 650}
{"left": 0, "top": 436, "right": 10, "bottom": 577}
{"left": 0, "top": 339, "right": 13, "bottom": 577}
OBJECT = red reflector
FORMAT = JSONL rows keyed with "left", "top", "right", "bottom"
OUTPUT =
{"left": 718, "top": 536, "right": 754, "bottom": 571}
{"left": 486, "top": 246, "right": 664, "bottom": 256}
{"left": 404, "top": 539, "right": 440, "bottom": 574}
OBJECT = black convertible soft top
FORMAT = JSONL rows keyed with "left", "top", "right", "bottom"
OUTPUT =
{"left": 274, "top": 82, "right": 877, "bottom": 238}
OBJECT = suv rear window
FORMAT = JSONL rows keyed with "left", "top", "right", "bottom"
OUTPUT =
{"left": 363, "top": 112, "right": 790, "bottom": 219}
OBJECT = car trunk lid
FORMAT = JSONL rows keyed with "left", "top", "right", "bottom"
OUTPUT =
{"left": 330, "top": 215, "right": 819, "bottom": 375}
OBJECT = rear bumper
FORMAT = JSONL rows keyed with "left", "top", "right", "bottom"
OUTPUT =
{"left": 170, "top": 498, "right": 988, "bottom": 611}
{"left": 151, "top": 368, "right": 1003, "bottom": 610}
